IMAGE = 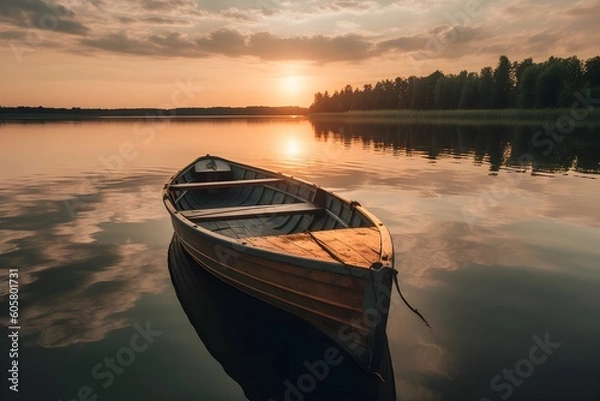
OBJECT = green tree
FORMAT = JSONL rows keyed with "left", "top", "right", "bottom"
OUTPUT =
{"left": 310, "top": 92, "right": 324, "bottom": 112}
{"left": 308, "top": 54, "right": 599, "bottom": 112}
{"left": 434, "top": 74, "right": 453, "bottom": 109}
{"left": 584, "top": 56, "right": 600, "bottom": 86}
{"left": 517, "top": 64, "right": 543, "bottom": 108}
{"left": 478, "top": 66, "right": 493, "bottom": 108}
{"left": 458, "top": 72, "right": 480, "bottom": 109}
{"left": 451, "top": 71, "right": 468, "bottom": 109}
{"left": 492, "top": 55, "right": 512, "bottom": 108}
{"left": 401, "top": 76, "right": 417, "bottom": 109}
{"left": 394, "top": 77, "right": 408, "bottom": 109}
{"left": 512, "top": 58, "right": 534, "bottom": 107}
{"left": 534, "top": 63, "right": 563, "bottom": 108}
{"left": 410, "top": 78, "right": 427, "bottom": 110}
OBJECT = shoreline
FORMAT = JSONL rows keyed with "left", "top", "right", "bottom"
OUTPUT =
{"left": 0, "top": 114, "right": 308, "bottom": 122}
{"left": 308, "top": 109, "right": 600, "bottom": 126}
{"left": 2, "top": 108, "right": 600, "bottom": 126}
{"left": 0, "top": 106, "right": 309, "bottom": 122}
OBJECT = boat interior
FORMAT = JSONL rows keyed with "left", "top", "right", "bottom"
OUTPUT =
{"left": 168, "top": 157, "right": 376, "bottom": 240}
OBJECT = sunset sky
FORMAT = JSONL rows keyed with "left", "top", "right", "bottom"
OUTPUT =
{"left": 0, "top": 0, "right": 598, "bottom": 108}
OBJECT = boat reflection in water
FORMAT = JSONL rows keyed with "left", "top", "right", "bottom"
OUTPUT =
{"left": 168, "top": 235, "right": 396, "bottom": 401}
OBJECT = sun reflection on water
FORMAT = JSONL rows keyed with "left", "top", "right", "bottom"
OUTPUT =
{"left": 283, "top": 137, "right": 302, "bottom": 157}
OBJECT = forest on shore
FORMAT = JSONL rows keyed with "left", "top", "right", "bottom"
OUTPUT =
{"left": 309, "top": 55, "right": 600, "bottom": 113}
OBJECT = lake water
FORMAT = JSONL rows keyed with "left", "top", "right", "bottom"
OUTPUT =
{"left": 1, "top": 117, "right": 599, "bottom": 401}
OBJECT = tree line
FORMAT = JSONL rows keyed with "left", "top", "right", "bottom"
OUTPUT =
{"left": 309, "top": 55, "right": 600, "bottom": 112}
{"left": 0, "top": 106, "right": 309, "bottom": 118}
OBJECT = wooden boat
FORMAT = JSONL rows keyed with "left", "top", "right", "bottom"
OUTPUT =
{"left": 168, "top": 234, "right": 396, "bottom": 400}
{"left": 163, "top": 155, "right": 396, "bottom": 372}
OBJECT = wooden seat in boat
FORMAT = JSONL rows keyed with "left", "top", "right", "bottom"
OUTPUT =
{"left": 180, "top": 202, "right": 324, "bottom": 221}
{"left": 169, "top": 178, "right": 283, "bottom": 190}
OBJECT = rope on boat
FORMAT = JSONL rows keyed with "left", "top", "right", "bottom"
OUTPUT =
{"left": 304, "top": 230, "right": 372, "bottom": 265}
{"left": 392, "top": 272, "right": 431, "bottom": 329}
{"left": 306, "top": 229, "right": 431, "bottom": 329}
{"left": 305, "top": 230, "right": 346, "bottom": 265}
{"left": 304, "top": 230, "right": 363, "bottom": 289}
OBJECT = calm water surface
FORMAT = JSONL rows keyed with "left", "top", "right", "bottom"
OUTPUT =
{"left": 0, "top": 117, "right": 599, "bottom": 401}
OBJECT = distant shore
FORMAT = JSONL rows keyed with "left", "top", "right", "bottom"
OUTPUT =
{"left": 0, "top": 106, "right": 309, "bottom": 121}
{"left": 308, "top": 109, "right": 600, "bottom": 126}
{"left": 0, "top": 114, "right": 308, "bottom": 121}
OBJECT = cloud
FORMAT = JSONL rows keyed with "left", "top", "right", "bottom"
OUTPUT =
{"left": 79, "top": 29, "right": 380, "bottom": 62}
{"left": 0, "top": 174, "right": 171, "bottom": 348}
{"left": 77, "top": 24, "right": 495, "bottom": 63}
{"left": 138, "top": 0, "right": 193, "bottom": 11}
{"left": 377, "top": 35, "right": 428, "bottom": 53}
{"left": 27, "top": 242, "right": 169, "bottom": 348}
{"left": 246, "top": 32, "right": 377, "bottom": 61}
{"left": 0, "top": 30, "right": 27, "bottom": 40}
{"left": 220, "top": 7, "right": 256, "bottom": 21}
{"left": 142, "top": 16, "right": 188, "bottom": 24}
{"left": 195, "top": 28, "right": 247, "bottom": 55}
{"left": 318, "top": 0, "right": 379, "bottom": 12}
{"left": 1, "top": 0, "right": 598, "bottom": 65}
{"left": 563, "top": 0, "right": 600, "bottom": 17}
{"left": 116, "top": 16, "right": 135, "bottom": 24}
{"left": 193, "top": 0, "right": 281, "bottom": 13}
{"left": 378, "top": 25, "right": 487, "bottom": 61}
{"left": 81, "top": 32, "right": 155, "bottom": 56}
{"left": 482, "top": 0, "right": 598, "bottom": 60}
{"left": 560, "top": 0, "right": 600, "bottom": 33}
{"left": 150, "top": 31, "right": 204, "bottom": 55}
{"left": 0, "top": 0, "right": 89, "bottom": 35}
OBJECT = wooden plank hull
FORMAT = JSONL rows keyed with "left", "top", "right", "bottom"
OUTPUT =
{"left": 170, "top": 209, "right": 394, "bottom": 372}
{"left": 163, "top": 155, "right": 396, "bottom": 372}
{"left": 167, "top": 234, "right": 397, "bottom": 400}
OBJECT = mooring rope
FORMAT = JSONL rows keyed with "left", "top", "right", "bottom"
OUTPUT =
{"left": 392, "top": 272, "right": 431, "bottom": 329}
{"left": 306, "top": 229, "right": 431, "bottom": 329}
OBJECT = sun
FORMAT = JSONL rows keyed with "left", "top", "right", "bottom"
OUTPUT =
{"left": 282, "top": 75, "right": 302, "bottom": 94}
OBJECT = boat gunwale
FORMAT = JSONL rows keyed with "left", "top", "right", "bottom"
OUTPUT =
{"left": 167, "top": 203, "right": 375, "bottom": 277}
{"left": 163, "top": 155, "right": 394, "bottom": 271}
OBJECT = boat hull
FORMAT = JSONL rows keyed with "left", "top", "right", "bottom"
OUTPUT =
{"left": 169, "top": 213, "right": 395, "bottom": 372}
{"left": 163, "top": 155, "right": 396, "bottom": 372}
{"left": 167, "top": 234, "right": 397, "bottom": 401}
